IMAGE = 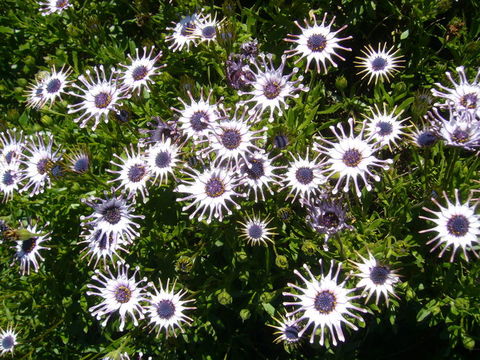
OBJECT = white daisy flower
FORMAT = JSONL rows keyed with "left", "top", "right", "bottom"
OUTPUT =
{"left": 175, "top": 166, "right": 244, "bottom": 223}
{"left": 119, "top": 46, "right": 165, "bottom": 94}
{"left": 145, "top": 137, "right": 182, "bottom": 185}
{"left": 282, "top": 149, "right": 326, "bottom": 204}
{"left": 314, "top": 118, "right": 393, "bottom": 197}
{"left": 305, "top": 198, "right": 352, "bottom": 245}
{"left": 192, "top": 12, "right": 223, "bottom": 44}
{"left": 429, "top": 107, "right": 480, "bottom": 151}
{"left": 107, "top": 144, "right": 151, "bottom": 202}
{"left": 420, "top": 189, "right": 480, "bottom": 261}
{"left": 238, "top": 213, "right": 276, "bottom": 246}
{"left": 283, "top": 260, "right": 366, "bottom": 346}
{"left": 0, "top": 129, "right": 24, "bottom": 165}
{"left": 81, "top": 190, "right": 144, "bottom": 245}
{"left": 354, "top": 43, "right": 404, "bottom": 85}
{"left": 26, "top": 78, "right": 47, "bottom": 109}
{"left": 204, "top": 109, "right": 267, "bottom": 168}
{"left": 79, "top": 227, "right": 128, "bottom": 269}
{"left": 241, "top": 151, "right": 284, "bottom": 201}
{"left": 39, "top": 0, "right": 72, "bottom": 16}
{"left": 87, "top": 261, "right": 148, "bottom": 331}
{"left": 431, "top": 66, "right": 480, "bottom": 118}
{"left": 351, "top": 253, "right": 400, "bottom": 306}
{"left": 145, "top": 278, "right": 196, "bottom": 337}
{"left": 13, "top": 222, "right": 51, "bottom": 276}
{"left": 172, "top": 89, "right": 221, "bottom": 142}
{"left": 68, "top": 65, "right": 129, "bottom": 130}
{"left": 40, "top": 65, "right": 72, "bottom": 106}
{"left": 269, "top": 314, "right": 302, "bottom": 346}
{"left": 0, "top": 161, "right": 23, "bottom": 202}
{"left": 166, "top": 14, "right": 199, "bottom": 52}
{"left": 20, "top": 133, "right": 62, "bottom": 197}
{"left": 284, "top": 13, "right": 352, "bottom": 73}
{"left": 365, "top": 104, "right": 410, "bottom": 150}
{"left": 239, "top": 53, "right": 308, "bottom": 122}
{"left": 0, "top": 326, "right": 18, "bottom": 356}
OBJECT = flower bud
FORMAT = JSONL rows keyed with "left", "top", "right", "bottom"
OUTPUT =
{"left": 217, "top": 289, "right": 233, "bottom": 305}
{"left": 275, "top": 255, "right": 289, "bottom": 269}
{"left": 335, "top": 76, "right": 348, "bottom": 92}
{"left": 239, "top": 308, "right": 251, "bottom": 321}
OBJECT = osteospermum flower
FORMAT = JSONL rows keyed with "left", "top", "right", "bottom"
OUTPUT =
{"left": 238, "top": 213, "right": 276, "bottom": 246}
{"left": 107, "top": 145, "right": 151, "bottom": 202}
{"left": 239, "top": 53, "right": 308, "bottom": 122}
{"left": 429, "top": 107, "right": 480, "bottom": 151}
{"left": 269, "top": 314, "right": 303, "bottom": 346}
{"left": 87, "top": 261, "right": 148, "bottom": 331}
{"left": 354, "top": 43, "right": 404, "bottom": 85}
{"left": 119, "top": 46, "right": 165, "bottom": 94}
{"left": 26, "top": 78, "right": 47, "bottom": 109}
{"left": 81, "top": 190, "right": 144, "bottom": 245}
{"left": 204, "top": 109, "right": 267, "bottom": 167}
{"left": 409, "top": 123, "right": 439, "bottom": 148}
{"left": 145, "top": 278, "right": 196, "bottom": 337}
{"left": 39, "top": 0, "right": 72, "bottom": 15}
{"left": 20, "top": 133, "right": 62, "bottom": 197}
{"left": 145, "top": 137, "right": 182, "bottom": 185}
{"left": 284, "top": 13, "right": 352, "bottom": 73}
{"left": 166, "top": 14, "right": 199, "bottom": 52}
{"left": 283, "top": 260, "right": 366, "bottom": 346}
{"left": 172, "top": 89, "right": 221, "bottom": 142}
{"left": 314, "top": 118, "right": 393, "bottom": 197}
{"left": 419, "top": 189, "right": 480, "bottom": 261}
{"left": 0, "top": 326, "right": 18, "bottom": 356}
{"left": 0, "top": 129, "right": 24, "bottom": 165}
{"left": 65, "top": 148, "right": 90, "bottom": 174}
{"left": 175, "top": 166, "right": 244, "bottom": 223}
{"left": 241, "top": 151, "right": 284, "bottom": 201}
{"left": 192, "top": 12, "right": 223, "bottom": 44}
{"left": 40, "top": 65, "right": 72, "bottom": 106}
{"left": 0, "top": 161, "right": 23, "bottom": 202}
{"left": 431, "top": 66, "right": 480, "bottom": 118}
{"left": 13, "top": 222, "right": 50, "bottom": 275}
{"left": 365, "top": 104, "right": 410, "bottom": 150}
{"left": 79, "top": 227, "right": 128, "bottom": 269}
{"left": 305, "top": 198, "right": 352, "bottom": 244}
{"left": 68, "top": 65, "right": 129, "bottom": 130}
{"left": 140, "top": 117, "right": 180, "bottom": 145}
{"left": 282, "top": 149, "right": 326, "bottom": 204}
{"left": 351, "top": 252, "right": 400, "bottom": 306}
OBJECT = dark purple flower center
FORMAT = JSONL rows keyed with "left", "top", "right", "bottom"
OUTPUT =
{"left": 452, "top": 129, "right": 470, "bottom": 144}
{"left": 155, "top": 151, "right": 171, "bottom": 168}
{"left": 127, "top": 164, "right": 146, "bottom": 182}
{"left": 205, "top": 177, "right": 225, "bottom": 198}
{"left": 50, "top": 164, "right": 63, "bottom": 178}
{"left": 370, "top": 265, "right": 390, "bottom": 285}
{"left": 37, "top": 158, "right": 50, "bottom": 175}
{"left": 2, "top": 170, "right": 14, "bottom": 186}
{"left": 221, "top": 129, "right": 241, "bottom": 150}
{"left": 56, "top": 0, "right": 68, "bottom": 8}
{"left": 342, "top": 149, "right": 362, "bottom": 167}
{"left": 318, "top": 211, "right": 340, "bottom": 229}
{"left": 157, "top": 300, "right": 175, "bottom": 319}
{"left": 46, "top": 79, "right": 61, "bottom": 94}
{"left": 371, "top": 57, "right": 388, "bottom": 71}
{"left": 103, "top": 205, "right": 122, "bottom": 224}
{"left": 446, "top": 215, "right": 469, "bottom": 237}
{"left": 74, "top": 157, "right": 89, "bottom": 173}
{"left": 190, "top": 111, "right": 209, "bottom": 132}
{"left": 1, "top": 335, "right": 14, "bottom": 349}
{"left": 377, "top": 121, "right": 393, "bottom": 136}
{"left": 307, "top": 34, "right": 327, "bottom": 52}
{"left": 460, "top": 93, "right": 478, "bottom": 109}
{"left": 244, "top": 158, "right": 264, "bottom": 180}
{"left": 263, "top": 80, "right": 282, "bottom": 100}
{"left": 314, "top": 290, "right": 336, "bottom": 314}
{"left": 295, "top": 167, "right": 314, "bottom": 185}
{"left": 417, "top": 131, "right": 437, "bottom": 147}
{"left": 248, "top": 224, "right": 263, "bottom": 239}
{"left": 114, "top": 285, "right": 132, "bottom": 303}
{"left": 21, "top": 238, "right": 36, "bottom": 253}
{"left": 94, "top": 92, "right": 112, "bottom": 109}
{"left": 284, "top": 325, "right": 300, "bottom": 341}
{"left": 132, "top": 65, "right": 149, "bottom": 81}
{"left": 202, "top": 26, "right": 216, "bottom": 39}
